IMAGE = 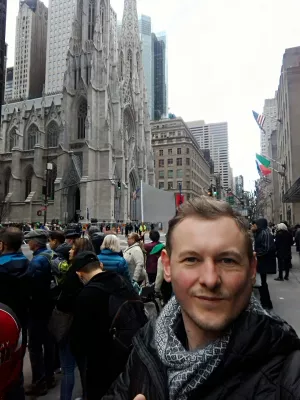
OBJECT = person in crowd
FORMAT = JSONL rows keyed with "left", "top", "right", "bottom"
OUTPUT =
{"left": 275, "top": 223, "right": 294, "bottom": 281}
{"left": 87, "top": 225, "right": 105, "bottom": 255}
{"left": 0, "top": 228, "right": 30, "bottom": 400}
{"left": 103, "top": 196, "right": 300, "bottom": 400}
{"left": 295, "top": 224, "right": 300, "bottom": 255}
{"left": 123, "top": 233, "right": 147, "bottom": 284}
{"left": 139, "top": 223, "right": 147, "bottom": 242}
{"left": 23, "top": 230, "right": 56, "bottom": 396}
{"left": 98, "top": 235, "right": 131, "bottom": 281}
{"left": 0, "top": 303, "right": 25, "bottom": 400}
{"left": 144, "top": 230, "right": 165, "bottom": 284}
{"left": 49, "top": 230, "right": 71, "bottom": 262}
{"left": 252, "top": 218, "right": 276, "bottom": 310}
{"left": 54, "top": 238, "right": 93, "bottom": 400}
{"left": 135, "top": 222, "right": 139, "bottom": 233}
{"left": 64, "top": 230, "right": 80, "bottom": 246}
{"left": 71, "top": 252, "right": 146, "bottom": 399}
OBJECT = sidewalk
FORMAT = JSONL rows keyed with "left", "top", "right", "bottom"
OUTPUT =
{"left": 267, "top": 248, "right": 300, "bottom": 336}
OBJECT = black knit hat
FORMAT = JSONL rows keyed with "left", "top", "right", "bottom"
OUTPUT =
{"left": 72, "top": 251, "right": 99, "bottom": 272}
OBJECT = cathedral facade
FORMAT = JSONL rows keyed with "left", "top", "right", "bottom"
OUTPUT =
{"left": 0, "top": 0, "right": 154, "bottom": 223}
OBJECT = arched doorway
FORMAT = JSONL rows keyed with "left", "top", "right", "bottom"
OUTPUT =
{"left": 67, "top": 186, "right": 81, "bottom": 223}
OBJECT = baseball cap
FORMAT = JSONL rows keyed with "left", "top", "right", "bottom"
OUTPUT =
{"left": 72, "top": 251, "right": 100, "bottom": 272}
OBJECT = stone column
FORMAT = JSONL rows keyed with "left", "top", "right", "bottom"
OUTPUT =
{"left": 11, "top": 149, "right": 23, "bottom": 202}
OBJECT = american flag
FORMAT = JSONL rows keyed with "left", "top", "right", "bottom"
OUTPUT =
{"left": 132, "top": 187, "right": 140, "bottom": 200}
{"left": 252, "top": 111, "right": 266, "bottom": 132}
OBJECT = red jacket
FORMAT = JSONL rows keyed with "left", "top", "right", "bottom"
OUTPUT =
{"left": 144, "top": 242, "right": 161, "bottom": 274}
{"left": 0, "top": 303, "right": 24, "bottom": 399}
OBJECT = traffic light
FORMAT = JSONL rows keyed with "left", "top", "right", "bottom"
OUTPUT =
{"left": 117, "top": 181, "right": 121, "bottom": 190}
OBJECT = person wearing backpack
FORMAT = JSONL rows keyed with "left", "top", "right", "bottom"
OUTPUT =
{"left": 23, "top": 230, "right": 56, "bottom": 397}
{"left": 70, "top": 251, "right": 147, "bottom": 400}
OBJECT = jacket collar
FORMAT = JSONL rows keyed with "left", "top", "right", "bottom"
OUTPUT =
{"left": 33, "top": 247, "right": 48, "bottom": 256}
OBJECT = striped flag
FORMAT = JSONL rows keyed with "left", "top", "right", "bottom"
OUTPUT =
{"left": 252, "top": 111, "right": 266, "bottom": 132}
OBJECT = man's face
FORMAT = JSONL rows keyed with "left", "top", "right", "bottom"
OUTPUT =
{"left": 162, "top": 216, "right": 256, "bottom": 336}
{"left": 28, "top": 239, "right": 38, "bottom": 252}
{"left": 49, "top": 238, "right": 57, "bottom": 250}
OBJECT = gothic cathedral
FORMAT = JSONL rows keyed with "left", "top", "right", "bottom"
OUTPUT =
{"left": 0, "top": 0, "right": 154, "bottom": 223}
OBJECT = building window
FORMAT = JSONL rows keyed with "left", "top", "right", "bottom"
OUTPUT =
{"left": 47, "top": 121, "right": 60, "bottom": 148}
{"left": 186, "top": 158, "right": 190, "bottom": 166}
{"left": 186, "top": 148, "right": 190, "bottom": 154}
{"left": 177, "top": 158, "right": 182, "bottom": 166}
{"left": 88, "top": 0, "right": 96, "bottom": 40}
{"left": 78, "top": 100, "right": 87, "bottom": 139}
{"left": 168, "top": 182, "right": 173, "bottom": 190}
{"left": 168, "top": 159, "right": 173, "bottom": 165}
{"left": 159, "top": 159, "right": 164, "bottom": 167}
{"left": 177, "top": 169, "right": 183, "bottom": 178}
{"left": 177, "top": 148, "right": 182, "bottom": 155}
{"left": 168, "top": 170, "right": 173, "bottom": 178}
{"left": 159, "top": 149, "right": 163, "bottom": 156}
{"left": 25, "top": 166, "right": 34, "bottom": 199}
{"left": 159, "top": 170, "right": 164, "bottom": 179}
{"left": 159, "top": 182, "right": 164, "bottom": 190}
{"left": 27, "top": 125, "right": 38, "bottom": 150}
{"left": 4, "top": 168, "right": 11, "bottom": 197}
{"left": 186, "top": 181, "right": 190, "bottom": 190}
{"left": 8, "top": 129, "right": 17, "bottom": 152}
{"left": 168, "top": 149, "right": 172, "bottom": 155}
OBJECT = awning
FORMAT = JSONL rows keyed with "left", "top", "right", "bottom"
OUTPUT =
{"left": 283, "top": 177, "right": 300, "bottom": 203}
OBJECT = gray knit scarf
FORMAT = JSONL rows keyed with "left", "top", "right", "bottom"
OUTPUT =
{"left": 155, "top": 295, "right": 268, "bottom": 400}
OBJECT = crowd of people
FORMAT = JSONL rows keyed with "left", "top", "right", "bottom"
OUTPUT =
{"left": 1, "top": 197, "right": 300, "bottom": 400}
{"left": 0, "top": 223, "right": 166, "bottom": 400}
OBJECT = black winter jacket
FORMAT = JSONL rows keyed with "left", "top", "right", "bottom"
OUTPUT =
{"left": 276, "top": 230, "right": 294, "bottom": 260}
{"left": 103, "top": 310, "right": 300, "bottom": 400}
{"left": 254, "top": 218, "right": 277, "bottom": 274}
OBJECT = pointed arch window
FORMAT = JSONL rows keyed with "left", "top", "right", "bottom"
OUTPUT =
{"left": 78, "top": 100, "right": 87, "bottom": 139}
{"left": 27, "top": 125, "right": 39, "bottom": 150}
{"left": 8, "top": 128, "right": 18, "bottom": 152}
{"left": 25, "top": 166, "right": 34, "bottom": 199}
{"left": 4, "top": 168, "right": 11, "bottom": 197}
{"left": 47, "top": 121, "right": 60, "bottom": 148}
{"left": 88, "top": 0, "right": 96, "bottom": 40}
{"left": 46, "top": 163, "right": 57, "bottom": 200}
{"left": 100, "top": 1, "right": 105, "bottom": 38}
{"left": 120, "top": 51, "right": 124, "bottom": 80}
{"left": 128, "top": 49, "right": 133, "bottom": 79}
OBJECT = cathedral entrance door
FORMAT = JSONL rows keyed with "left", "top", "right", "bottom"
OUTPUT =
{"left": 67, "top": 186, "right": 81, "bottom": 223}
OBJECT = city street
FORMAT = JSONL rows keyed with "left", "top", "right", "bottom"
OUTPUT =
{"left": 23, "top": 245, "right": 300, "bottom": 399}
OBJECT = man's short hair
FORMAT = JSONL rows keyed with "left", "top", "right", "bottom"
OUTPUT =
{"left": 88, "top": 225, "right": 100, "bottom": 236}
{"left": 0, "top": 228, "right": 23, "bottom": 252}
{"left": 150, "top": 230, "right": 160, "bottom": 242}
{"left": 166, "top": 196, "right": 253, "bottom": 261}
{"left": 49, "top": 231, "right": 65, "bottom": 244}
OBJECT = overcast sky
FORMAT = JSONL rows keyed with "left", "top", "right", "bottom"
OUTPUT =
{"left": 5, "top": 0, "right": 300, "bottom": 190}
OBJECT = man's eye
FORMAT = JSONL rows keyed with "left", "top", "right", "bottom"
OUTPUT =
{"left": 184, "top": 257, "right": 198, "bottom": 264}
{"left": 221, "top": 258, "right": 236, "bottom": 265}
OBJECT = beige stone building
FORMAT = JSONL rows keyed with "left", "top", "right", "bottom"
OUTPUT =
{"left": 276, "top": 46, "right": 300, "bottom": 224}
{"left": 151, "top": 118, "right": 211, "bottom": 201}
{"left": 13, "top": 0, "right": 48, "bottom": 100}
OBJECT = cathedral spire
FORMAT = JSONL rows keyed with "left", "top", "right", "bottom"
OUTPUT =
{"left": 121, "top": 0, "right": 140, "bottom": 46}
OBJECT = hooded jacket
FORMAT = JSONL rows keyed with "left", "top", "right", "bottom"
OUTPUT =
{"left": 276, "top": 229, "right": 294, "bottom": 260}
{"left": 103, "top": 308, "right": 300, "bottom": 400}
{"left": 55, "top": 242, "right": 72, "bottom": 262}
{"left": 0, "top": 252, "right": 30, "bottom": 327}
{"left": 254, "top": 218, "right": 276, "bottom": 274}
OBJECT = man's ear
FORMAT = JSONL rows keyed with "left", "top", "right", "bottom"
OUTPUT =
{"left": 161, "top": 249, "right": 171, "bottom": 283}
{"left": 250, "top": 254, "right": 257, "bottom": 281}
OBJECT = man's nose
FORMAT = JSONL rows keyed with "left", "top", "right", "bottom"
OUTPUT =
{"left": 198, "top": 259, "right": 221, "bottom": 290}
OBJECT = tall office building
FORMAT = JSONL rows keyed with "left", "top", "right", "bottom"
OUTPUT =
{"left": 0, "top": 0, "right": 7, "bottom": 123}
{"left": 139, "top": 15, "right": 152, "bottom": 118}
{"left": 45, "top": 0, "right": 76, "bottom": 94}
{"left": 152, "top": 31, "right": 168, "bottom": 120}
{"left": 13, "top": 0, "right": 48, "bottom": 100}
{"left": 187, "top": 120, "right": 229, "bottom": 188}
{"left": 4, "top": 67, "right": 13, "bottom": 102}
{"left": 261, "top": 97, "right": 277, "bottom": 156}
